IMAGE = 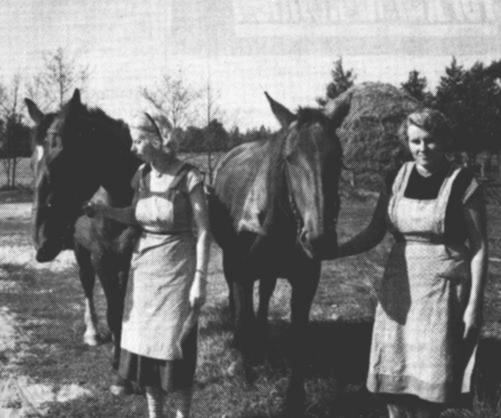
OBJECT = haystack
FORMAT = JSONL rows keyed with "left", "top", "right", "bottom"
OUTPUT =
{"left": 333, "top": 82, "right": 420, "bottom": 188}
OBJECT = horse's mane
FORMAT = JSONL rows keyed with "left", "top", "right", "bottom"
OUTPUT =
{"left": 84, "top": 106, "right": 133, "bottom": 149}
{"left": 58, "top": 99, "right": 133, "bottom": 150}
{"left": 295, "top": 107, "right": 329, "bottom": 128}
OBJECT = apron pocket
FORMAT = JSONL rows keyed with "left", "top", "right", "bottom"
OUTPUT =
{"left": 437, "top": 258, "right": 468, "bottom": 282}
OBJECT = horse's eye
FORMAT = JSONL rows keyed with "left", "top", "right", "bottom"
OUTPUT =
{"left": 46, "top": 131, "right": 63, "bottom": 150}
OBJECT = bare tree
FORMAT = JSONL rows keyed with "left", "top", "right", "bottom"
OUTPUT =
{"left": 26, "top": 47, "right": 89, "bottom": 110}
{"left": 0, "top": 74, "right": 30, "bottom": 188}
{"left": 140, "top": 73, "right": 200, "bottom": 130}
{"left": 203, "top": 79, "right": 225, "bottom": 183}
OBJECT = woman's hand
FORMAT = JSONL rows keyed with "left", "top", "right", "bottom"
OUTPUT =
{"left": 189, "top": 274, "right": 207, "bottom": 312}
{"left": 462, "top": 304, "right": 482, "bottom": 343}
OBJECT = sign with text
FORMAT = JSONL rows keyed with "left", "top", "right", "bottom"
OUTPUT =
{"left": 170, "top": 0, "right": 501, "bottom": 55}
{"left": 233, "top": 0, "right": 498, "bottom": 37}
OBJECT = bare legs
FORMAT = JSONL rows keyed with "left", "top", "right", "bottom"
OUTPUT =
{"left": 145, "top": 387, "right": 164, "bottom": 418}
{"left": 144, "top": 387, "right": 193, "bottom": 418}
{"left": 173, "top": 388, "right": 193, "bottom": 418}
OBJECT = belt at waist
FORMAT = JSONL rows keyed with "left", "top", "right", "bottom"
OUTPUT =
{"left": 142, "top": 229, "right": 192, "bottom": 236}
{"left": 394, "top": 233, "right": 445, "bottom": 245}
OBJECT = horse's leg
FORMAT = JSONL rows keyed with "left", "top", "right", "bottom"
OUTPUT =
{"left": 231, "top": 275, "right": 257, "bottom": 380}
{"left": 74, "top": 244, "right": 99, "bottom": 346}
{"left": 222, "top": 252, "right": 236, "bottom": 324}
{"left": 256, "top": 276, "right": 277, "bottom": 360}
{"left": 94, "top": 256, "right": 123, "bottom": 370}
{"left": 285, "top": 259, "right": 321, "bottom": 416}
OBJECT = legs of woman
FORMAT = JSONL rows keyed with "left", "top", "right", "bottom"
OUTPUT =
{"left": 412, "top": 401, "right": 442, "bottom": 418}
{"left": 145, "top": 386, "right": 164, "bottom": 418}
{"left": 386, "top": 399, "right": 442, "bottom": 418}
{"left": 173, "top": 388, "right": 193, "bottom": 418}
{"left": 387, "top": 403, "right": 409, "bottom": 418}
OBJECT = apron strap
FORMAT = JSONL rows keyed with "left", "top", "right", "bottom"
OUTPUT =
{"left": 167, "top": 163, "right": 196, "bottom": 191}
{"left": 434, "top": 164, "right": 463, "bottom": 235}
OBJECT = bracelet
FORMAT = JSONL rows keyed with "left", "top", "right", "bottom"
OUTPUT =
{"left": 195, "top": 269, "right": 207, "bottom": 275}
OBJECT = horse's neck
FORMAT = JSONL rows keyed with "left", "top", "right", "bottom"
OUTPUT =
{"left": 99, "top": 152, "right": 138, "bottom": 207}
{"left": 264, "top": 154, "right": 296, "bottom": 230}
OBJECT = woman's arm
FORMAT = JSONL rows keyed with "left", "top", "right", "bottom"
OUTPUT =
{"left": 336, "top": 190, "right": 389, "bottom": 258}
{"left": 84, "top": 202, "right": 137, "bottom": 225}
{"left": 189, "top": 182, "right": 211, "bottom": 310}
{"left": 462, "top": 191, "right": 488, "bottom": 341}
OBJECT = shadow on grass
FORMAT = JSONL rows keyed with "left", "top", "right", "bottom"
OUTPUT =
{"left": 201, "top": 307, "right": 501, "bottom": 417}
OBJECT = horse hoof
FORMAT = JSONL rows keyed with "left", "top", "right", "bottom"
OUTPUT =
{"left": 110, "top": 384, "right": 126, "bottom": 396}
{"left": 83, "top": 333, "right": 99, "bottom": 346}
{"left": 110, "top": 375, "right": 128, "bottom": 396}
{"left": 225, "top": 360, "right": 242, "bottom": 377}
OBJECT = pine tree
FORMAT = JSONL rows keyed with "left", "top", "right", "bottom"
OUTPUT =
{"left": 317, "top": 57, "right": 356, "bottom": 106}
{"left": 401, "top": 70, "right": 428, "bottom": 102}
{"left": 435, "top": 57, "right": 501, "bottom": 162}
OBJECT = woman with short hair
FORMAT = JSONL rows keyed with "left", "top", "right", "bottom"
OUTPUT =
{"left": 338, "top": 108, "right": 488, "bottom": 417}
{"left": 87, "top": 114, "right": 210, "bottom": 418}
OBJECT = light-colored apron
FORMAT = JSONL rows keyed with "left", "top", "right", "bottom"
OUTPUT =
{"left": 120, "top": 165, "right": 198, "bottom": 361}
{"left": 367, "top": 162, "right": 476, "bottom": 403}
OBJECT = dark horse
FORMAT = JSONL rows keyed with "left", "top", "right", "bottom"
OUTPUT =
{"left": 25, "top": 90, "right": 141, "bottom": 370}
{"left": 209, "top": 93, "right": 350, "bottom": 414}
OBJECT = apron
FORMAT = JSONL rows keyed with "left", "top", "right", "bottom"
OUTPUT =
{"left": 367, "top": 162, "right": 476, "bottom": 403}
{"left": 120, "top": 164, "right": 198, "bottom": 361}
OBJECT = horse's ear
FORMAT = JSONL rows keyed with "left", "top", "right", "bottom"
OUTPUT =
{"left": 323, "top": 90, "right": 352, "bottom": 128}
{"left": 71, "top": 89, "right": 81, "bottom": 105}
{"left": 25, "top": 99, "right": 44, "bottom": 124}
{"left": 264, "top": 92, "right": 295, "bottom": 128}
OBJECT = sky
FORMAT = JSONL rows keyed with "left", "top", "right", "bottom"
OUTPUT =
{"left": 1, "top": 0, "right": 500, "bottom": 130}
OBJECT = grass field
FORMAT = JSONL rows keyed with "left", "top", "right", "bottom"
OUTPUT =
{"left": 0, "top": 158, "right": 501, "bottom": 417}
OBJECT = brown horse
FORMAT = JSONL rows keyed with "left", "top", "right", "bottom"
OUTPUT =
{"left": 209, "top": 92, "right": 350, "bottom": 414}
{"left": 25, "top": 90, "right": 141, "bottom": 371}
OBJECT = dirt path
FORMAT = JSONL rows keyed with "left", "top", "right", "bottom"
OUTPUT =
{"left": 0, "top": 202, "right": 93, "bottom": 418}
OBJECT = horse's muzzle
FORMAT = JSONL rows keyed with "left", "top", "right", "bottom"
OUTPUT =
{"left": 35, "top": 243, "right": 62, "bottom": 262}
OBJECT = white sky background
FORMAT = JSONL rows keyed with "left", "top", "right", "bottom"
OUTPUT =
{"left": 0, "top": 0, "right": 500, "bottom": 130}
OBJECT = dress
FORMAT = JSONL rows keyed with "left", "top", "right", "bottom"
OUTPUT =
{"left": 118, "top": 162, "right": 203, "bottom": 391}
{"left": 366, "top": 161, "right": 480, "bottom": 403}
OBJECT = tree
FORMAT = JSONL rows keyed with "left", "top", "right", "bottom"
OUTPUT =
{"left": 26, "top": 47, "right": 89, "bottom": 110}
{"left": 202, "top": 80, "right": 225, "bottom": 182}
{"left": 317, "top": 57, "right": 356, "bottom": 106}
{"left": 401, "top": 70, "right": 431, "bottom": 103}
{"left": 141, "top": 73, "right": 200, "bottom": 130}
{"left": 435, "top": 57, "right": 501, "bottom": 164}
{"left": 0, "top": 74, "right": 31, "bottom": 189}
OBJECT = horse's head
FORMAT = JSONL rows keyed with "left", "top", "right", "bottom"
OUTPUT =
{"left": 25, "top": 89, "right": 134, "bottom": 262}
{"left": 266, "top": 92, "right": 350, "bottom": 259}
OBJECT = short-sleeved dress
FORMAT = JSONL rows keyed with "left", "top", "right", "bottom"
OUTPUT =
{"left": 366, "top": 161, "right": 481, "bottom": 403}
{"left": 118, "top": 162, "right": 204, "bottom": 392}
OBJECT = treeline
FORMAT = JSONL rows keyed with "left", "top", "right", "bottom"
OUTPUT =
{"left": 319, "top": 57, "right": 501, "bottom": 163}
{"left": 173, "top": 123, "right": 272, "bottom": 153}
{"left": 1, "top": 47, "right": 501, "bottom": 189}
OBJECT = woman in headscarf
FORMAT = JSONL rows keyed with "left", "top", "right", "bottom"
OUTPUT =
{"left": 338, "top": 108, "right": 488, "bottom": 417}
{"left": 86, "top": 113, "right": 209, "bottom": 418}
